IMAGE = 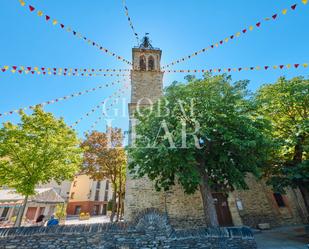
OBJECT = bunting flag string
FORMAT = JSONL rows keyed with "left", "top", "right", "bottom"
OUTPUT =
{"left": 163, "top": 62, "right": 308, "bottom": 74}
{"left": 18, "top": 0, "right": 132, "bottom": 65}
{"left": 161, "top": 0, "right": 308, "bottom": 69}
{"left": 122, "top": 0, "right": 140, "bottom": 44}
{"left": 71, "top": 83, "right": 130, "bottom": 128}
{"left": 0, "top": 79, "right": 126, "bottom": 118}
{"left": 87, "top": 84, "right": 130, "bottom": 133}
{"left": 1, "top": 65, "right": 129, "bottom": 77}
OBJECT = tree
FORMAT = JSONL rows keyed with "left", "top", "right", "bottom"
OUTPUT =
{"left": 128, "top": 74, "right": 272, "bottom": 227}
{"left": 255, "top": 77, "right": 309, "bottom": 212}
{"left": 81, "top": 128, "right": 126, "bottom": 222}
{"left": 0, "top": 106, "right": 83, "bottom": 226}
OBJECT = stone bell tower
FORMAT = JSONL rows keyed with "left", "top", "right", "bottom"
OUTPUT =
{"left": 125, "top": 36, "right": 207, "bottom": 228}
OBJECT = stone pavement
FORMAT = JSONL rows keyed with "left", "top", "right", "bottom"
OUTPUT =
{"left": 64, "top": 215, "right": 110, "bottom": 225}
{"left": 255, "top": 226, "right": 309, "bottom": 249}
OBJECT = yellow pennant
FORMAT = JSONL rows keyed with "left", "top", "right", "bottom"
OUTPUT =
{"left": 303, "top": 63, "right": 308, "bottom": 68}
{"left": 47, "top": 68, "right": 51, "bottom": 71}
{"left": 48, "top": 71, "right": 52, "bottom": 75}
{"left": 249, "top": 26, "right": 254, "bottom": 31}
{"left": 225, "top": 38, "right": 229, "bottom": 42}
{"left": 4, "top": 65, "right": 9, "bottom": 70}
{"left": 302, "top": 0, "right": 308, "bottom": 4}
{"left": 68, "top": 73, "right": 71, "bottom": 76}
{"left": 67, "top": 27, "right": 72, "bottom": 32}
{"left": 286, "top": 64, "right": 291, "bottom": 69}
{"left": 58, "top": 68, "right": 62, "bottom": 72}
{"left": 52, "top": 20, "right": 58, "bottom": 25}
{"left": 34, "top": 67, "right": 38, "bottom": 71}
{"left": 273, "top": 65, "right": 278, "bottom": 69}
{"left": 11, "top": 69, "right": 16, "bottom": 73}
{"left": 236, "top": 32, "right": 241, "bottom": 37}
{"left": 37, "top": 10, "right": 43, "bottom": 16}
{"left": 19, "top": 0, "right": 25, "bottom": 6}
{"left": 282, "top": 9, "right": 288, "bottom": 15}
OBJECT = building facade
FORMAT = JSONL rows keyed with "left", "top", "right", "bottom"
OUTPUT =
{"left": 124, "top": 37, "right": 308, "bottom": 228}
{"left": 66, "top": 174, "right": 113, "bottom": 216}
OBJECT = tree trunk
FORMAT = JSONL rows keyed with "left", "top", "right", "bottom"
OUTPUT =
{"left": 116, "top": 192, "right": 121, "bottom": 222}
{"left": 14, "top": 195, "right": 28, "bottom": 227}
{"left": 110, "top": 184, "right": 117, "bottom": 223}
{"left": 299, "top": 184, "right": 309, "bottom": 215}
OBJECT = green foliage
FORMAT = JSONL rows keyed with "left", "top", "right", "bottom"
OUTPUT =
{"left": 55, "top": 203, "right": 67, "bottom": 221}
{"left": 128, "top": 74, "right": 273, "bottom": 194}
{"left": 255, "top": 76, "right": 309, "bottom": 192}
{"left": 107, "top": 200, "right": 113, "bottom": 211}
{"left": 0, "top": 106, "right": 83, "bottom": 197}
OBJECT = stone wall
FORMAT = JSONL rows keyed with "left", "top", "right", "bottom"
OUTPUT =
{"left": 0, "top": 210, "right": 257, "bottom": 249}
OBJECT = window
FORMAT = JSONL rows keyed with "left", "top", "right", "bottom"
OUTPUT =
{"left": 104, "top": 190, "right": 109, "bottom": 201}
{"left": 1, "top": 207, "right": 9, "bottom": 219}
{"left": 96, "top": 181, "right": 101, "bottom": 189}
{"left": 139, "top": 55, "right": 146, "bottom": 71}
{"left": 105, "top": 180, "right": 109, "bottom": 190}
{"left": 148, "top": 56, "right": 155, "bottom": 71}
{"left": 95, "top": 190, "right": 100, "bottom": 201}
{"left": 70, "top": 192, "right": 75, "bottom": 199}
{"left": 273, "top": 193, "right": 286, "bottom": 207}
{"left": 74, "top": 206, "right": 81, "bottom": 215}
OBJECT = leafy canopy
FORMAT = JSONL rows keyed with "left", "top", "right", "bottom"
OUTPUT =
{"left": 255, "top": 76, "right": 309, "bottom": 191}
{"left": 0, "top": 107, "right": 83, "bottom": 196}
{"left": 129, "top": 74, "right": 273, "bottom": 194}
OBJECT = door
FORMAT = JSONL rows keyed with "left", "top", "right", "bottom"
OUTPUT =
{"left": 212, "top": 193, "right": 234, "bottom": 227}
{"left": 25, "top": 207, "right": 37, "bottom": 221}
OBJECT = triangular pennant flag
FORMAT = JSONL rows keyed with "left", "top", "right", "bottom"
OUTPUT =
{"left": 31, "top": 71, "right": 35, "bottom": 74}
{"left": 12, "top": 66, "right": 17, "bottom": 70}
{"left": 41, "top": 67, "right": 45, "bottom": 71}
{"left": 282, "top": 9, "right": 288, "bottom": 14}
{"left": 52, "top": 20, "right": 58, "bottom": 25}
{"left": 280, "top": 65, "right": 284, "bottom": 69}
{"left": 238, "top": 68, "right": 242, "bottom": 71}
{"left": 18, "top": 70, "right": 22, "bottom": 74}
{"left": 250, "top": 67, "right": 254, "bottom": 70}
{"left": 37, "top": 10, "right": 43, "bottom": 16}
{"left": 27, "top": 67, "right": 31, "bottom": 71}
{"left": 291, "top": 4, "right": 297, "bottom": 10}
{"left": 273, "top": 65, "right": 278, "bottom": 69}
{"left": 302, "top": 0, "right": 308, "bottom": 4}
{"left": 19, "top": 0, "right": 25, "bottom": 6}
{"left": 60, "top": 24, "right": 65, "bottom": 28}
{"left": 220, "top": 40, "right": 223, "bottom": 44}
{"left": 286, "top": 64, "right": 291, "bottom": 68}
{"left": 236, "top": 32, "right": 241, "bottom": 37}
{"left": 242, "top": 29, "right": 247, "bottom": 33}
{"left": 225, "top": 38, "right": 229, "bottom": 42}
{"left": 264, "top": 66, "right": 269, "bottom": 70}
{"left": 256, "top": 22, "right": 261, "bottom": 27}
{"left": 272, "top": 14, "right": 278, "bottom": 19}
{"left": 294, "top": 64, "right": 299, "bottom": 68}
{"left": 4, "top": 66, "right": 9, "bottom": 70}
{"left": 1, "top": 69, "right": 6, "bottom": 72}
{"left": 249, "top": 26, "right": 254, "bottom": 31}
{"left": 34, "top": 67, "right": 38, "bottom": 71}
{"left": 29, "top": 5, "right": 35, "bottom": 12}
{"left": 230, "top": 35, "right": 234, "bottom": 39}
{"left": 303, "top": 63, "right": 308, "bottom": 68}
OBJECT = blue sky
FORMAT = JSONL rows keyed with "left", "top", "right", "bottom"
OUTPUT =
{"left": 0, "top": 0, "right": 308, "bottom": 138}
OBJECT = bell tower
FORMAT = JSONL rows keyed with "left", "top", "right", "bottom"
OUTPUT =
{"left": 129, "top": 35, "right": 163, "bottom": 115}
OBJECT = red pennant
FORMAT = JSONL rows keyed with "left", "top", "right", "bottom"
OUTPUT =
{"left": 45, "top": 15, "right": 50, "bottom": 21}
{"left": 41, "top": 67, "right": 45, "bottom": 71}
{"left": 228, "top": 68, "right": 231, "bottom": 72}
{"left": 218, "top": 69, "right": 221, "bottom": 72}
{"left": 84, "top": 69, "right": 87, "bottom": 72}
{"left": 53, "top": 68, "right": 56, "bottom": 71}
{"left": 43, "top": 72, "right": 46, "bottom": 75}
{"left": 280, "top": 65, "right": 284, "bottom": 69}
{"left": 31, "top": 71, "right": 35, "bottom": 74}
{"left": 64, "top": 73, "right": 67, "bottom": 76}
{"left": 18, "top": 70, "right": 22, "bottom": 74}
{"left": 242, "top": 29, "right": 247, "bottom": 33}
{"left": 230, "top": 35, "right": 234, "bottom": 39}
{"left": 2, "top": 69, "right": 6, "bottom": 72}
{"left": 60, "top": 24, "right": 64, "bottom": 28}
{"left": 92, "top": 69, "right": 95, "bottom": 72}
{"left": 12, "top": 66, "right": 17, "bottom": 70}
{"left": 265, "top": 66, "right": 269, "bottom": 70}
{"left": 291, "top": 4, "right": 297, "bottom": 10}
{"left": 272, "top": 14, "right": 278, "bottom": 19}
{"left": 29, "top": 5, "right": 35, "bottom": 12}
{"left": 256, "top": 22, "right": 261, "bottom": 27}
{"left": 294, "top": 64, "right": 299, "bottom": 68}
{"left": 220, "top": 40, "right": 223, "bottom": 44}
{"left": 27, "top": 67, "right": 31, "bottom": 71}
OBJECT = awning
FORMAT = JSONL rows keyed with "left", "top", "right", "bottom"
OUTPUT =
{"left": 0, "top": 200, "right": 23, "bottom": 208}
